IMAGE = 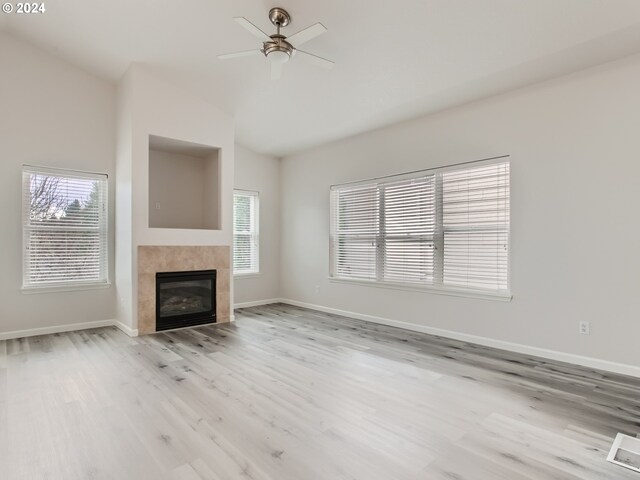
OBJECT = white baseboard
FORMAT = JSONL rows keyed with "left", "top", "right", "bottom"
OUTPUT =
{"left": 0, "top": 319, "right": 140, "bottom": 340}
{"left": 234, "top": 298, "right": 281, "bottom": 309}
{"left": 0, "top": 319, "right": 116, "bottom": 341}
{"left": 278, "top": 298, "right": 640, "bottom": 379}
{"left": 114, "top": 321, "right": 139, "bottom": 337}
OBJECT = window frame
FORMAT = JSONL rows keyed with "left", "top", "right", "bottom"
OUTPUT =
{"left": 329, "top": 157, "right": 511, "bottom": 301}
{"left": 21, "top": 165, "right": 110, "bottom": 293}
{"left": 233, "top": 189, "right": 260, "bottom": 276}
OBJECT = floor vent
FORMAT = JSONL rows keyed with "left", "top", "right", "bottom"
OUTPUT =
{"left": 608, "top": 433, "right": 640, "bottom": 473}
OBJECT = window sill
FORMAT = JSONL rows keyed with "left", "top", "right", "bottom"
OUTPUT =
{"left": 234, "top": 272, "right": 261, "bottom": 279}
{"left": 21, "top": 282, "right": 112, "bottom": 295}
{"left": 328, "top": 277, "right": 512, "bottom": 302}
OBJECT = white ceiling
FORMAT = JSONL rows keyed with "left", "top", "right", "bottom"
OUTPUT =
{"left": 4, "top": 1, "right": 640, "bottom": 156}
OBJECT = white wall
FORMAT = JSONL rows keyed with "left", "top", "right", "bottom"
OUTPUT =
{"left": 234, "top": 145, "right": 280, "bottom": 305}
{"left": 0, "top": 33, "right": 116, "bottom": 334}
{"left": 127, "top": 66, "right": 234, "bottom": 248}
{"left": 202, "top": 151, "right": 220, "bottom": 231}
{"left": 280, "top": 54, "right": 640, "bottom": 368}
{"left": 115, "top": 68, "right": 134, "bottom": 332}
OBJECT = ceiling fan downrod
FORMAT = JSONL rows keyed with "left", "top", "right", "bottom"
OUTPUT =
{"left": 268, "top": 7, "right": 291, "bottom": 35}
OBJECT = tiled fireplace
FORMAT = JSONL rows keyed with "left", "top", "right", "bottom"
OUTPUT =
{"left": 137, "top": 245, "right": 231, "bottom": 334}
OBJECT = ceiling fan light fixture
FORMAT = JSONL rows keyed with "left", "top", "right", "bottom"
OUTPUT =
{"left": 267, "top": 49, "right": 290, "bottom": 64}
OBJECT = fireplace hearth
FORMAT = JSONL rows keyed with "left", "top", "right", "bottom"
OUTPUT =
{"left": 155, "top": 270, "right": 216, "bottom": 331}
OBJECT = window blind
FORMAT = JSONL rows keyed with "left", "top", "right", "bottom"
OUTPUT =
{"left": 382, "top": 176, "right": 436, "bottom": 285}
{"left": 22, "top": 166, "right": 109, "bottom": 289}
{"left": 330, "top": 184, "right": 379, "bottom": 280}
{"left": 233, "top": 190, "right": 259, "bottom": 274}
{"left": 442, "top": 162, "right": 510, "bottom": 293}
{"left": 330, "top": 175, "right": 436, "bottom": 285}
{"left": 330, "top": 158, "right": 510, "bottom": 297}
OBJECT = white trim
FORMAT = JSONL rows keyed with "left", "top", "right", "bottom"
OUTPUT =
{"left": 0, "top": 319, "right": 139, "bottom": 340}
{"left": 23, "top": 163, "right": 109, "bottom": 179}
{"left": 234, "top": 273, "right": 262, "bottom": 279}
{"left": 328, "top": 277, "right": 512, "bottom": 302}
{"left": 0, "top": 319, "right": 116, "bottom": 340}
{"left": 277, "top": 299, "right": 640, "bottom": 379}
{"left": 329, "top": 155, "right": 509, "bottom": 189}
{"left": 21, "top": 282, "right": 112, "bottom": 294}
{"left": 234, "top": 298, "right": 281, "bottom": 309}
{"left": 114, "top": 321, "right": 139, "bottom": 337}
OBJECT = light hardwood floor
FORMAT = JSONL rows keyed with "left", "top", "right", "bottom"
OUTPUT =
{"left": 1, "top": 303, "right": 639, "bottom": 479}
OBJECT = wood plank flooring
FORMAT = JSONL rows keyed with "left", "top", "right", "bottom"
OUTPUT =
{"left": 1, "top": 303, "right": 639, "bottom": 479}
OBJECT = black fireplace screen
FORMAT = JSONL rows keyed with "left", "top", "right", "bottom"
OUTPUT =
{"left": 156, "top": 270, "right": 216, "bottom": 331}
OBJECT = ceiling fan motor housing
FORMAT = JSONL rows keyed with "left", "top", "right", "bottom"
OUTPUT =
{"left": 263, "top": 35, "right": 294, "bottom": 61}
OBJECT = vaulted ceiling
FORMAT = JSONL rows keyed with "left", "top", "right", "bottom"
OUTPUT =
{"left": 4, "top": 0, "right": 640, "bottom": 156}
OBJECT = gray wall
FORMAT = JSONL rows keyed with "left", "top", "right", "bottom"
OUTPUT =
{"left": 279, "top": 54, "right": 640, "bottom": 368}
{"left": 233, "top": 145, "right": 280, "bottom": 305}
{"left": 0, "top": 33, "right": 117, "bottom": 334}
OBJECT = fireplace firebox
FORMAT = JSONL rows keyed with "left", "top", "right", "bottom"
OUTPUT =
{"left": 155, "top": 270, "right": 216, "bottom": 331}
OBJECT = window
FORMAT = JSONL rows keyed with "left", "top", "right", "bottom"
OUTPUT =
{"left": 22, "top": 166, "right": 109, "bottom": 290}
{"left": 233, "top": 190, "right": 259, "bottom": 275}
{"left": 330, "top": 158, "right": 510, "bottom": 298}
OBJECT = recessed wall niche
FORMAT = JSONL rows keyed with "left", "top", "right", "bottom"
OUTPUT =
{"left": 148, "top": 135, "right": 220, "bottom": 230}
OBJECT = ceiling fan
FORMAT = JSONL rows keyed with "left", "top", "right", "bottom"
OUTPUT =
{"left": 218, "top": 7, "right": 334, "bottom": 80}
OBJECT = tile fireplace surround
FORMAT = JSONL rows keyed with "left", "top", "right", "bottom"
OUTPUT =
{"left": 137, "top": 245, "right": 231, "bottom": 334}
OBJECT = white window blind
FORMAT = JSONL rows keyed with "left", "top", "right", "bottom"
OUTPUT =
{"left": 442, "top": 162, "right": 510, "bottom": 293}
{"left": 330, "top": 177, "right": 436, "bottom": 285}
{"left": 382, "top": 176, "right": 436, "bottom": 285}
{"left": 330, "top": 158, "right": 510, "bottom": 297}
{"left": 330, "top": 183, "right": 379, "bottom": 281}
{"left": 233, "top": 190, "right": 259, "bottom": 274}
{"left": 22, "top": 166, "right": 109, "bottom": 289}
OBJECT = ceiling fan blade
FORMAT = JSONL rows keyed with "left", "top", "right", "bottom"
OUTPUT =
{"left": 295, "top": 50, "right": 335, "bottom": 69}
{"left": 286, "top": 23, "right": 327, "bottom": 47}
{"left": 218, "top": 50, "right": 263, "bottom": 60}
{"left": 234, "top": 17, "right": 272, "bottom": 41}
{"left": 271, "top": 62, "right": 283, "bottom": 80}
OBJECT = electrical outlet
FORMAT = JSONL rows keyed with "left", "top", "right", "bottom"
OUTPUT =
{"left": 579, "top": 321, "right": 591, "bottom": 335}
{"left": 315, "top": 285, "right": 320, "bottom": 294}
{"left": 155, "top": 202, "right": 161, "bottom": 210}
